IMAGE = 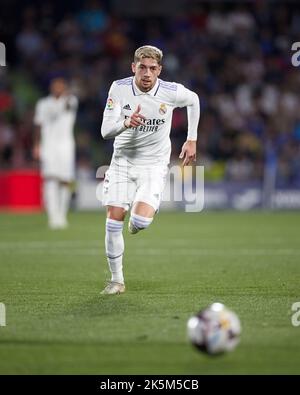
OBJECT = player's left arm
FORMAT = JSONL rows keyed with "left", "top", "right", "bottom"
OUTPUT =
{"left": 65, "top": 95, "right": 78, "bottom": 113}
{"left": 176, "top": 84, "right": 200, "bottom": 166}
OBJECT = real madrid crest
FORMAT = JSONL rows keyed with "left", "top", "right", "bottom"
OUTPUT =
{"left": 159, "top": 103, "right": 167, "bottom": 115}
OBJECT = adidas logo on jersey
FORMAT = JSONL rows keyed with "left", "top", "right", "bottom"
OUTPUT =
{"left": 123, "top": 104, "right": 131, "bottom": 110}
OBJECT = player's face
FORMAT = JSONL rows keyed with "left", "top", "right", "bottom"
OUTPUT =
{"left": 50, "top": 79, "right": 67, "bottom": 97}
{"left": 132, "top": 58, "right": 162, "bottom": 92}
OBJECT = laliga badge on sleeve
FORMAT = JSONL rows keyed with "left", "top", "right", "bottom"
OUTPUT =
{"left": 106, "top": 98, "right": 114, "bottom": 110}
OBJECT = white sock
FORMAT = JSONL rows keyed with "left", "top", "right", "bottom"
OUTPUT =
{"left": 44, "top": 179, "right": 60, "bottom": 226}
{"left": 105, "top": 218, "right": 124, "bottom": 284}
{"left": 130, "top": 213, "right": 153, "bottom": 230}
{"left": 59, "top": 184, "right": 71, "bottom": 225}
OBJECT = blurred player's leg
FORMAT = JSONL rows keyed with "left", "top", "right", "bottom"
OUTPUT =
{"left": 44, "top": 178, "right": 60, "bottom": 229}
{"left": 58, "top": 181, "right": 72, "bottom": 228}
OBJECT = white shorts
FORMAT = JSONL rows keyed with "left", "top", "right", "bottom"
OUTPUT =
{"left": 102, "top": 161, "right": 168, "bottom": 212}
{"left": 41, "top": 146, "right": 75, "bottom": 182}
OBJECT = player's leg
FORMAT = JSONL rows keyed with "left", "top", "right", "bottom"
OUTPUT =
{"left": 43, "top": 176, "right": 60, "bottom": 229}
{"left": 128, "top": 201, "right": 155, "bottom": 234}
{"left": 128, "top": 165, "right": 168, "bottom": 234}
{"left": 54, "top": 146, "right": 75, "bottom": 228}
{"left": 57, "top": 180, "right": 72, "bottom": 228}
{"left": 101, "top": 162, "right": 135, "bottom": 295}
{"left": 102, "top": 205, "right": 127, "bottom": 295}
{"left": 42, "top": 153, "right": 62, "bottom": 229}
{"left": 132, "top": 201, "right": 155, "bottom": 217}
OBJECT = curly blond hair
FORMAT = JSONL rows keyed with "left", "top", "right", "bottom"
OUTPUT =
{"left": 134, "top": 45, "right": 163, "bottom": 65}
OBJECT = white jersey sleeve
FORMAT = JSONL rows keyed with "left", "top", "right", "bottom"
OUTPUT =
{"left": 175, "top": 84, "right": 200, "bottom": 141}
{"left": 101, "top": 82, "right": 127, "bottom": 139}
{"left": 33, "top": 99, "right": 44, "bottom": 127}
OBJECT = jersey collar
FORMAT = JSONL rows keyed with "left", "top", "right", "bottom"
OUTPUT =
{"left": 132, "top": 78, "right": 160, "bottom": 97}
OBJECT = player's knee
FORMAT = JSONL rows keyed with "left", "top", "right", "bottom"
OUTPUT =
{"left": 130, "top": 213, "right": 153, "bottom": 230}
{"left": 107, "top": 206, "right": 127, "bottom": 221}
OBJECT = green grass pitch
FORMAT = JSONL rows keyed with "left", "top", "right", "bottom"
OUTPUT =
{"left": 0, "top": 210, "right": 299, "bottom": 374}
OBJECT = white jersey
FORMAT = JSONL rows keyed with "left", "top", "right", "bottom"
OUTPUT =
{"left": 34, "top": 94, "right": 78, "bottom": 150}
{"left": 34, "top": 94, "right": 78, "bottom": 180}
{"left": 102, "top": 77, "right": 199, "bottom": 165}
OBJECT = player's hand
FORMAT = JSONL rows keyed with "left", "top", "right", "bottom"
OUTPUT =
{"left": 179, "top": 140, "right": 197, "bottom": 166}
{"left": 32, "top": 144, "right": 40, "bottom": 161}
{"left": 124, "top": 105, "right": 146, "bottom": 128}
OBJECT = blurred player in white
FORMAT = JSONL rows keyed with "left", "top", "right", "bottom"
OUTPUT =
{"left": 33, "top": 77, "right": 78, "bottom": 229}
{"left": 101, "top": 46, "right": 200, "bottom": 294}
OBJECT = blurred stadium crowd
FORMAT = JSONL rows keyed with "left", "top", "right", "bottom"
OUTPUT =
{"left": 1, "top": 0, "right": 300, "bottom": 187}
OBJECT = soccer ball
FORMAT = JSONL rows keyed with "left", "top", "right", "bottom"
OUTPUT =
{"left": 187, "top": 303, "right": 241, "bottom": 355}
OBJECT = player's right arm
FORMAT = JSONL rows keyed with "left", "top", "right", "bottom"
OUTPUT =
{"left": 101, "top": 82, "right": 145, "bottom": 139}
{"left": 32, "top": 100, "right": 43, "bottom": 160}
{"left": 175, "top": 84, "right": 200, "bottom": 166}
{"left": 32, "top": 126, "right": 41, "bottom": 160}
